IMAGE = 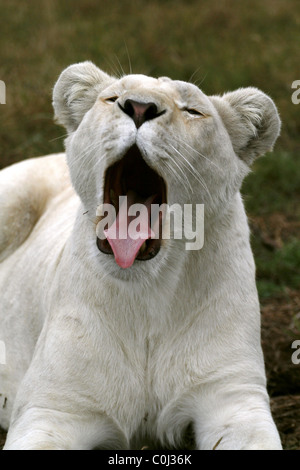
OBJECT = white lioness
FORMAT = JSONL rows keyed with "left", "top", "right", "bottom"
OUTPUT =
{"left": 0, "top": 62, "right": 282, "bottom": 450}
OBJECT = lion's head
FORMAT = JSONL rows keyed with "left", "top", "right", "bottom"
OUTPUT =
{"left": 53, "top": 61, "right": 280, "bottom": 274}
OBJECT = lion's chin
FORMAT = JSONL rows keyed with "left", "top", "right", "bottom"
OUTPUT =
{"left": 97, "top": 144, "right": 167, "bottom": 268}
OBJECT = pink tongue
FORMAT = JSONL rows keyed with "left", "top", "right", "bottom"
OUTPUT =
{"left": 104, "top": 191, "right": 155, "bottom": 269}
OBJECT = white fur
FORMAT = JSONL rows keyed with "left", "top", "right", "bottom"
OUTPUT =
{"left": 0, "top": 62, "right": 282, "bottom": 449}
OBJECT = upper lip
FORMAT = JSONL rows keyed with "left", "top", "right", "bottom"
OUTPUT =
{"left": 97, "top": 144, "right": 167, "bottom": 261}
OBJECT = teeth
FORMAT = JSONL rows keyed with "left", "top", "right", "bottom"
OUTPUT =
{"left": 139, "top": 241, "right": 147, "bottom": 254}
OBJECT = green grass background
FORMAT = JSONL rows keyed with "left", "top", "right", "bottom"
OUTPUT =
{"left": 0, "top": 0, "right": 299, "bottom": 300}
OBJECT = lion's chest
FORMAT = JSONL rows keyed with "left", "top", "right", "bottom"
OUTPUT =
{"left": 85, "top": 318, "right": 201, "bottom": 438}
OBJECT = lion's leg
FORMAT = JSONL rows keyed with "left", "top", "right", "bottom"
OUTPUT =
{"left": 4, "top": 407, "right": 128, "bottom": 450}
{"left": 193, "top": 384, "right": 282, "bottom": 450}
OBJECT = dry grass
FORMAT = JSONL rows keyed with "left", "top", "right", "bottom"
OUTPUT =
{"left": 262, "top": 290, "right": 300, "bottom": 450}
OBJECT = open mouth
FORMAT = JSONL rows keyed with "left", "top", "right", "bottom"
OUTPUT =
{"left": 97, "top": 144, "right": 167, "bottom": 268}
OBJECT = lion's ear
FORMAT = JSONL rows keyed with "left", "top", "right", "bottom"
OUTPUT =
{"left": 210, "top": 88, "right": 281, "bottom": 165}
{"left": 52, "top": 61, "right": 115, "bottom": 132}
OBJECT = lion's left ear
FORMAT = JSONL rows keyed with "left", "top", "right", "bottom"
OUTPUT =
{"left": 210, "top": 87, "right": 281, "bottom": 165}
{"left": 53, "top": 61, "right": 116, "bottom": 133}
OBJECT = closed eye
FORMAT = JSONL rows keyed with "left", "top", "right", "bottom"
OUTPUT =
{"left": 106, "top": 96, "right": 118, "bottom": 103}
{"left": 185, "top": 108, "right": 205, "bottom": 116}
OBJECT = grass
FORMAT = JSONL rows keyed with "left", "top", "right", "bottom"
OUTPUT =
{"left": 243, "top": 152, "right": 300, "bottom": 216}
{"left": 255, "top": 239, "right": 300, "bottom": 298}
{"left": 243, "top": 153, "right": 300, "bottom": 299}
{"left": 242, "top": 150, "right": 300, "bottom": 299}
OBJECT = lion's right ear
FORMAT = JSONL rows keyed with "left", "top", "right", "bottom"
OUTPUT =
{"left": 52, "top": 61, "right": 115, "bottom": 132}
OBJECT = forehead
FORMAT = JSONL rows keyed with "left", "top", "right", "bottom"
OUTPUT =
{"left": 117, "top": 74, "right": 207, "bottom": 102}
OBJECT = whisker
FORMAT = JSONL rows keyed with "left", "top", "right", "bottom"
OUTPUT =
{"left": 192, "top": 72, "right": 208, "bottom": 89}
{"left": 161, "top": 160, "right": 182, "bottom": 187}
{"left": 124, "top": 40, "right": 133, "bottom": 75}
{"left": 49, "top": 132, "right": 69, "bottom": 143}
{"left": 170, "top": 155, "right": 194, "bottom": 194}
{"left": 73, "top": 140, "right": 104, "bottom": 174}
{"left": 74, "top": 139, "right": 100, "bottom": 162}
{"left": 172, "top": 136, "right": 222, "bottom": 172}
{"left": 113, "top": 54, "right": 126, "bottom": 78}
{"left": 188, "top": 66, "right": 203, "bottom": 85}
{"left": 105, "top": 56, "right": 123, "bottom": 79}
{"left": 170, "top": 144, "right": 213, "bottom": 201}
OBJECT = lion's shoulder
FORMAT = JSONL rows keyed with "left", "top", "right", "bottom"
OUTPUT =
{"left": 0, "top": 153, "right": 72, "bottom": 261}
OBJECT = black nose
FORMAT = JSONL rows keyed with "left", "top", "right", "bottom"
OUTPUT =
{"left": 119, "top": 99, "right": 165, "bottom": 128}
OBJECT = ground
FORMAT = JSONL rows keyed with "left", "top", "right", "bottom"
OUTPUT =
{"left": 263, "top": 289, "right": 300, "bottom": 450}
